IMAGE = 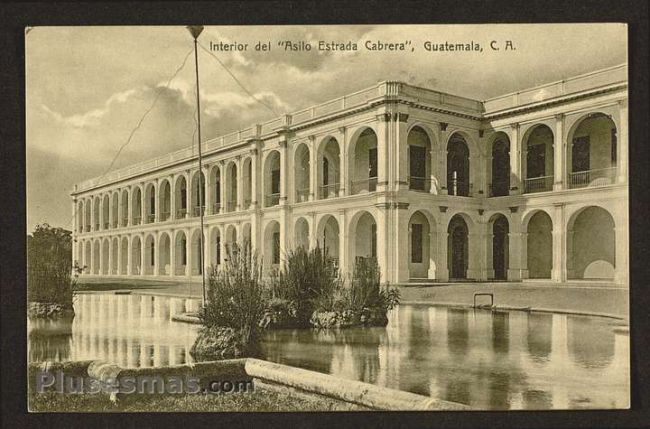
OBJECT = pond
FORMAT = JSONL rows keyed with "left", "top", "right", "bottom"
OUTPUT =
{"left": 28, "top": 292, "right": 629, "bottom": 410}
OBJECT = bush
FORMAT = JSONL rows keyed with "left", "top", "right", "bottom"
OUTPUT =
{"left": 27, "top": 223, "right": 78, "bottom": 310}
{"left": 269, "top": 246, "right": 341, "bottom": 327}
{"left": 199, "top": 241, "right": 265, "bottom": 349}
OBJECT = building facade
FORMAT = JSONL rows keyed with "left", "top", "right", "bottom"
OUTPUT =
{"left": 71, "top": 64, "right": 629, "bottom": 286}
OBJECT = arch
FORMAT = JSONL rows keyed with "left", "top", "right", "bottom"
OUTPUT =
{"left": 523, "top": 124, "right": 555, "bottom": 193}
{"left": 447, "top": 133, "right": 470, "bottom": 196}
{"left": 567, "top": 206, "right": 615, "bottom": 279}
{"left": 77, "top": 201, "right": 84, "bottom": 233}
{"left": 489, "top": 133, "right": 510, "bottom": 197}
{"left": 158, "top": 232, "right": 171, "bottom": 275}
{"left": 209, "top": 164, "right": 222, "bottom": 214}
{"left": 567, "top": 113, "right": 618, "bottom": 188}
{"left": 111, "top": 237, "right": 119, "bottom": 274}
{"left": 407, "top": 126, "right": 432, "bottom": 192}
{"left": 131, "top": 235, "right": 142, "bottom": 275}
{"left": 111, "top": 192, "right": 119, "bottom": 228}
{"left": 317, "top": 215, "right": 340, "bottom": 265}
{"left": 84, "top": 241, "right": 91, "bottom": 274}
{"left": 132, "top": 187, "right": 142, "bottom": 225}
{"left": 317, "top": 137, "right": 341, "bottom": 199}
{"left": 526, "top": 210, "right": 553, "bottom": 279}
{"left": 264, "top": 150, "right": 281, "bottom": 207}
{"left": 174, "top": 231, "right": 187, "bottom": 276}
{"left": 174, "top": 175, "right": 188, "bottom": 218}
{"left": 92, "top": 240, "right": 100, "bottom": 274}
{"left": 294, "top": 143, "right": 310, "bottom": 202}
{"left": 489, "top": 214, "right": 509, "bottom": 280}
{"left": 349, "top": 127, "right": 378, "bottom": 194}
{"left": 159, "top": 179, "right": 171, "bottom": 221}
{"left": 102, "top": 195, "right": 110, "bottom": 230}
{"left": 84, "top": 199, "right": 91, "bottom": 232}
{"left": 226, "top": 161, "right": 238, "bottom": 212}
{"left": 264, "top": 220, "right": 281, "bottom": 267}
{"left": 209, "top": 226, "right": 222, "bottom": 267}
{"left": 120, "top": 237, "right": 129, "bottom": 275}
{"left": 144, "top": 183, "right": 156, "bottom": 224}
{"left": 294, "top": 217, "right": 310, "bottom": 250}
{"left": 447, "top": 214, "right": 469, "bottom": 279}
{"left": 350, "top": 210, "right": 377, "bottom": 264}
{"left": 408, "top": 210, "right": 434, "bottom": 278}
{"left": 101, "top": 238, "right": 109, "bottom": 274}
{"left": 190, "top": 171, "right": 206, "bottom": 217}
{"left": 120, "top": 189, "right": 129, "bottom": 227}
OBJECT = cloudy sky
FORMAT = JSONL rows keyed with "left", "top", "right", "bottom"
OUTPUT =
{"left": 25, "top": 24, "right": 626, "bottom": 233}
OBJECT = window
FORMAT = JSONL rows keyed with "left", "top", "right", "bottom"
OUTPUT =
{"left": 216, "top": 236, "right": 221, "bottom": 265}
{"left": 409, "top": 146, "right": 427, "bottom": 190}
{"left": 368, "top": 148, "right": 378, "bottom": 178}
{"left": 181, "top": 188, "right": 187, "bottom": 209}
{"left": 611, "top": 128, "right": 617, "bottom": 164}
{"left": 323, "top": 157, "right": 329, "bottom": 186}
{"left": 411, "top": 223, "right": 423, "bottom": 263}
{"left": 181, "top": 238, "right": 187, "bottom": 265}
{"left": 271, "top": 168, "right": 280, "bottom": 194}
{"left": 150, "top": 242, "right": 154, "bottom": 264}
{"left": 527, "top": 143, "right": 546, "bottom": 178}
{"left": 371, "top": 223, "right": 377, "bottom": 258}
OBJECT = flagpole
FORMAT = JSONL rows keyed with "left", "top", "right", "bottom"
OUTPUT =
{"left": 187, "top": 25, "right": 207, "bottom": 308}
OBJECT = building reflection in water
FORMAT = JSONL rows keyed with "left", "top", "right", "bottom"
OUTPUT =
{"left": 27, "top": 294, "right": 629, "bottom": 410}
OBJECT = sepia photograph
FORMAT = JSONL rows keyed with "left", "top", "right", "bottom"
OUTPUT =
{"left": 23, "top": 23, "right": 630, "bottom": 413}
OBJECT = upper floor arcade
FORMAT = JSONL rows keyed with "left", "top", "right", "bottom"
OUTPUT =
{"left": 71, "top": 64, "right": 628, "bottom": 236}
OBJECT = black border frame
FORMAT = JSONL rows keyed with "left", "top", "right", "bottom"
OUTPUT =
{"left": 2, "top": 1, "right": 648, "bottom": 428}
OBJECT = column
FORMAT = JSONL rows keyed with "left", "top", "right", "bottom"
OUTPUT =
{"left": 375, "top": 205, "right": 390, "bottom": 284}
{"left": 308, "top": 136, "right": 317, "bottom": 201}
{"left": 507, "top": 212, "right": 524, "bottom": 281}
{"left": 184, "top": 228, "right": 191, "bottom": 276}
{"left": 117, "top": 236, "right": 122, "bottom": 275}
{"left": 108, "top": 194, "right": 114, "bottom": 229}
{"left": 467, "top": 230, "right": 482, "bottom": 280}
{"left": 279, "top": 140, "right": 288, "bottom": 205}
{"left": 126, "top": 235, "right": 132, "bottom": 275}
{"left": 338, "top": 127, "right": 348, "bottom": 196}
{"left": 108, "top": 238, "right": 113, "bottom": 275}
{"left": 395, "top": 112, "right": 410, "bottom": 191}
{"left": 236, "top": 157, "right": 244, "bottom": 211}
{"left": 393, "top": 204, "right": 410, "bottom": 283}
{"left": 338, "top": 210, "right": 348, "bottom": 276}
{"left": 184, "top": 172, "right": 191, "bottom": 219}
{"left": 308, "top": 213, "right": 317, "bottom": 250}
{"left": 476, "top": 218, "right": 490, "bottom": 281}
{"left": 551, "top": 203, "right": 566, "bottom": 282}
{"left": 520, "top": 232, "right": 529, "bottom": 279}
{"left": 170, "top": 175, "right": 177, "bottom": 220}
{"left": 127, "top": 186, "right": 133, "bottom": 226}
{"left": 219, "top": 162, "right": 227, "bottom": 213}
{"left": 140, "top": 233, "right": 146, "bottom": 277}
{"left": 204, "top": 167, "right": 212, "bottom": 215}
{"left": 153, "top": 231, "right": 159, "bottom": 276}
{"left": 90, "top": 240, "right": 95, "bottom": 275}
{"left": 154, "top": 179, "right": 160, "bottom": 222}
{"left": 554, "top": 114, "right": 565, "bottom": 190}
{"left": 438, "top": 124, "right": 449, "bottom": 194}
{"left": 436, "top": 209, "right": 450, "bottom": 281}
{"left": 250, "top": 147, "right": 259, "bottom": 209}
{"left": 140, "top": 184, "right": 146, "bottom": 224}
{"left": 376, "top": 112, "right": 391, "bottom": 192}
{"left": 169, "top": 230, "right": 176, "bottom": 277}
{"left": 617, "top": 100, "right": 628, "bottom": 183}
{"left": 429, "top": 145, "right": 438, "bottom": 194}
{"left": 614, "top": 203, "right": 629, "bottom": 286}
{"left": 509, "top": 123, "right": 521, "bottom": 195}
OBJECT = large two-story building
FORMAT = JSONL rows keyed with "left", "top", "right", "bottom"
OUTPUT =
{"left": 71, "top": 64, "right": 628, "bottom": 287}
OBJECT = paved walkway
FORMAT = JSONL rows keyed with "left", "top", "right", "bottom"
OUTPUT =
{"left": 77, "top": 278, "right": 629, "bottom": 319}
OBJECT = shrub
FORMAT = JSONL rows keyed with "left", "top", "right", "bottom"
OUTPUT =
{"left": 199, "top": 241, "right": 265, "bottom": 347}
{"left": 269, "top": 246, "right": 341, "bottom": 327}
{"left": 27, "top": 223, "right": 78, "bottom": 309}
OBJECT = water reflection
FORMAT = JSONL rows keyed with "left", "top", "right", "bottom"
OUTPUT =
{"left": 27, "top": 293, "right": 629, "bottom": 410}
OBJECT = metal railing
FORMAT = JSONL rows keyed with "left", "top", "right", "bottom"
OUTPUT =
{"left": 568, "top": 167, "right": 617, "bottom": 189}
{"left": 112, "top": 221, "right": 118, "bottom": 228}
{"left": 192, "top": 206, "right": 205, "bottom": 217}
{"left": 524, "top": 175, "right": 554, "bottom": 194}
{"left": 489, "top": 180, "right": 510, "bottom": 197}
{"left": 319, "top": 183, "right": 340, "bottom": 199}
{"left": 146, "top": 214, "right": 155, "bottom": 223}
{"left": 104, "top": 222, "right": 109, "bottom": 229}
{"left": 447, "top": 178, "right": 469, "bottom": 196}
{"left": 132, "top": 217, "right": 141, "bottom": 226}
{"left": 296, "top": 188, "right": 310, "bottom": 203}
{"left": 122, "top": 219, "right": 128, "bottom": 227}
{"left": 160, "top": 211, "right": 170, "bottom": 221}
{"left": 351, "top": 177, "right": 378, "bottom": 194}
{"left": 266, "top": 193, "right": 281, "bottom": 207}
{"left": 85, "top": 225, "right": 90, "bottom": 232}
{"left": 212, "top": 203, "right": 221, "bottom": 215}
{"left": 94, "top": 223, "right": 100, "bottom": 230}
{"left": 226, "top": 200, "right": 236, "bottom": 212}
{"left": 176, "top": 208, "right": 187, "bottom": 218}
{"left": 243, "top": 199, "right": 252, "bottom": 210}
{"left": 408, "top": 176, "right": 431, "bottom": 192}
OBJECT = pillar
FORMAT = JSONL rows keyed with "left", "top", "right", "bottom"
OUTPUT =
{"left": 554, "top": 114, "right": 565, "bottom": 190}
{"left": 338, "top": 127, "right": 348, "bottom": 196}
{"left": 140, "top": 233, "right": 146, "bottom": 276}
{"left": 279, "top": 140, "right": 288, "bottom": 205}
{"left": 184, "top": 172, "right": 191, "bottom": 218}
{"left": 551, "top": 203, "right": 566, "bottom": 282}
{"left": 236, "top": 157, "right": 244, "bottom": 211}
{"left": 375, "top": 205, "right": 390, "bottom": 284}
{"left": 219, "top": 162, "right": 226, "bottom": 213}
{"left": 169, "top": 230, "right": 176, "bottom": 277}
{"left": 338, "top": 210, "right": 347, "bottom": 276}
{"left": 376, "top": 112, "right": 391, "bottom": 192}
{"left": 393, "top": 204, "right": 410, "bottom": 283}
{"left": 438, "top": 124, "right": 449, "bottom": 194}
{"left": 308, "top": 213, "right": 318, "bottom": 250}
{"left": 395, "top": 112, "right": 410, "bottom": 191}
{"left": 184, "top": 228, "right": 191, "bottom": 276}
{"left": 126, "top": 235, "right": 132, "bottom": 275}
{"left": 509, "top": 123, "right": 521, "bottom": 195}
{"left": 250, "top": 146, "right": 259, "bottom": 208}
{"left": 308, "top": 136, "right": 317, "bottom": 201}
{"left": 153, "top": 232, "right": 159, "bottom": 277}
{"left": 614, "top": 203, "right": 629, "bottom": 286}
{"left": 617, "top": 100, "right": 628, "bottom": 183}
{"left": 507, "top": 216, "right": 524, "bottom": 281}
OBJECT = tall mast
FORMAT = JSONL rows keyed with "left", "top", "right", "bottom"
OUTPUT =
{"left": 187, "top": 25, "right": 207, "bottom": 308}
